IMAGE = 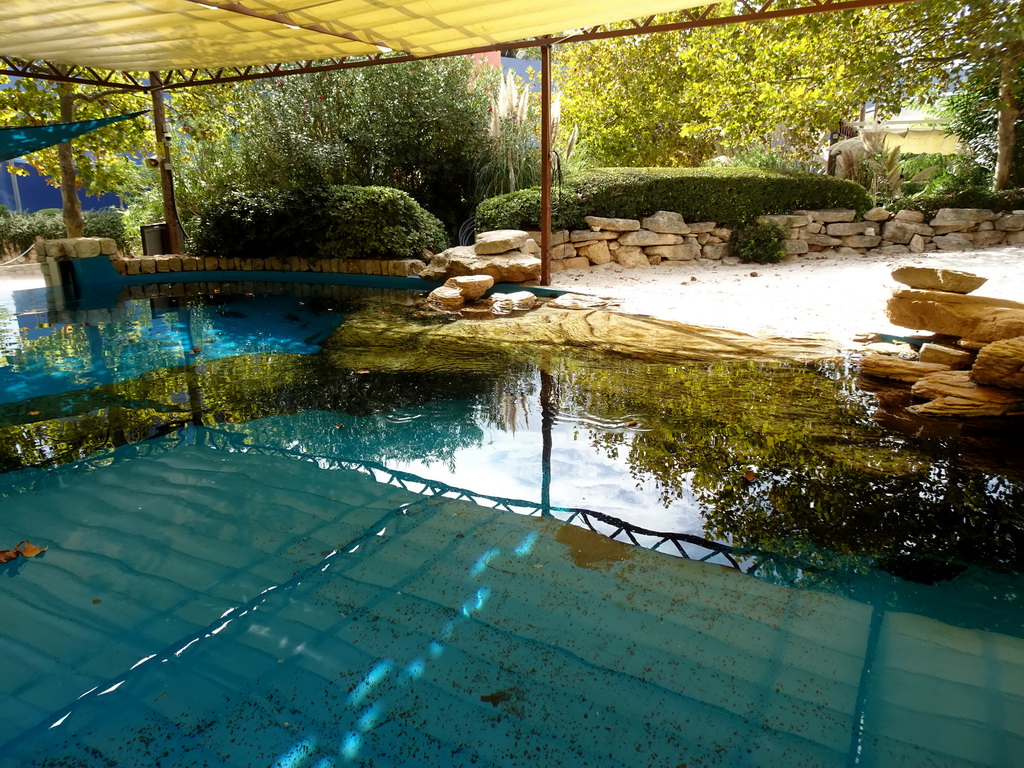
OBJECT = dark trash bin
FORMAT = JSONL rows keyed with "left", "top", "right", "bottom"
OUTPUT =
{"left": 140, "top": 222, "right": 171, "bottom": 255}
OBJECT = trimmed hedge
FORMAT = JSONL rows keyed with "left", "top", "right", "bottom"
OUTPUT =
{"left": 476, "top": 167, "right": 873, "bottom": 231}
{"left": 0, "top": 208, "right": 127, "bottom": 254}
{"left": 887, "top": 187, "right": 1024, "bottom": 219}
{"left": 190, "top": 185, "right": 450, "bottom": 261}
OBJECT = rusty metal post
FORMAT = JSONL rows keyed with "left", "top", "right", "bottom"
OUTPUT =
{"left": 540, "top": 44, "right": 552, "bottom": 286}
{"left": 149, "top": 72, "right": 184, "bottom": 254}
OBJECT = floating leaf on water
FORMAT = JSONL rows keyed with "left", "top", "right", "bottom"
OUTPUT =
{"left": 334, "top": 424, "right": 345, "bottom": 429}
{"left": 480, "top": 690, "right": 511, "bottom": 707}
{"left": 0, "top": 549, "right": 18, "bottom": 564}
{"left": 357, "top": 370, "right": 370, "bottom": 374}
{"left": 28, "top": 410, "right": 41, "bottom": 416}
{"left": 743, "top": 471, "right": 757, "bottom": 482}
{"left": 17, "top": 541, "right": 48, "bottom": 557}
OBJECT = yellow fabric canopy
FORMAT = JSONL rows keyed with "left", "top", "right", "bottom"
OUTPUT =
{"left": 0, "top": 0, "right": 714, "bottom": 72}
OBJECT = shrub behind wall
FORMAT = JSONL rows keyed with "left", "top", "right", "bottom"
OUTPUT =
{"left": 476, "top": 167, "right": 873, "bottom": 231}
{"left": 190, "top": 185, "right": 450, "bottom": 261}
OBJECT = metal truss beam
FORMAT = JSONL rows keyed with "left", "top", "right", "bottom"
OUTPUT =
{"left": 0, "top": 0, "right": 923, "bottom": 92}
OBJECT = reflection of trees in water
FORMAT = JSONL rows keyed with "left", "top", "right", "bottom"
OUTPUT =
{"left": 545, "top": 353, "right": 1024, "bottom": 576}
{"left": 0, "top": 351, "right": 535, "bottom": 474}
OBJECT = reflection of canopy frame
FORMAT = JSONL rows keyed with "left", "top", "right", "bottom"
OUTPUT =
{"left": 0, "top": 0, "right": 922, "bottom": 278}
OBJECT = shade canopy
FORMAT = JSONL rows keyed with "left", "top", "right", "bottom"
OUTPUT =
{"left": 0, "top": 110, "right": 149, "bottom": 162}
{"left": 0, "top": 0, "right": 714, "bottom": 73}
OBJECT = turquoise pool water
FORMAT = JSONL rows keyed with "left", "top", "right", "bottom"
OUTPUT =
{"left": 1, "top": 282, "right": 1022, "bottom": 767}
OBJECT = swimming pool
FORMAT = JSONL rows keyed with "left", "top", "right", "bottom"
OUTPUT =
{"left": 1, "top": 281, "right": 1022, "bottom": 767}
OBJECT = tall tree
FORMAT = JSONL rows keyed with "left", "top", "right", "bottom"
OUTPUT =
{"left": 555, "top": 0, "right": 1024, "bottom": 184}
{"left": 0, "top": 77, "right": 150, "bottom": 235}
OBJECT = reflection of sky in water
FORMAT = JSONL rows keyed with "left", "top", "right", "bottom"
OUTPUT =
{"left": 394, "top": 415, "right": 705, "bottom": 535}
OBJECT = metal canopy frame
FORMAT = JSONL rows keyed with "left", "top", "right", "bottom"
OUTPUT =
{"left": 0, "top": 0, "right": 922, "bottom": 279}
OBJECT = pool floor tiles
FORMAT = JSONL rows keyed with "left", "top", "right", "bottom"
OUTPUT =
{"left": 1, "top": 436, "right": 1023, "bottom": 766}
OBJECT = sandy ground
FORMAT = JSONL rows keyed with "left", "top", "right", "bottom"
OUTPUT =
{"left": 548, "top": 244, "right": 1024, "bottom": 348}
{"left": 3, "top": 247, "right": 1022, "bottom": 350}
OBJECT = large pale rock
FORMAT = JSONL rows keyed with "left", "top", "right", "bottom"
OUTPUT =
{"left": 617, "top": 230, "right": 683, "bottom": 247}
{"left": 859, "top": 353, "right": 950, "bottom": 382}
{"left": 444, "top": 274, "right": 494, "bottom": 301}
{"left": 577, "top": 240, "right": 613, "bottom": 265}
{"left": 324, "top": 305, "right": 839, "bottom": 367}
{"left": 890, "top": 266, "right": 988, "bottom": 294}
{"left": 882, "top": 220, "right": 934, "bottom": 244}
{"left": 99, "top": 238, "right": 118, "bottom": 255}
{"left": 570, "top": 229, "right": 617, "bottom": 242}
{"left": 641, "top": 211, "right": 690, "bottom": 234}
{"left": 803, "top": 233, "right": 842, "bottom": 247}
{"left": 918, "top": 343, "right": 973, "bottom": 369}
{"left": 71, "top": 238, "right": 103, "bottom": 258}
{"left": 826, "top": 222, "right": 872, "bottom": 237}
{"left": 427, "top": 285, "right": 465, "bottom": 310}
{"left": 520, "top": 238, "right": 540, "bottom": 255}
{"left": 489, "top": 291, "right": 537, "bottom": 313}
{"left": 475, "top": 229, "right": 529, "bottom": 255}
{"left": 584, "top": 216, "right": 640, "bottom": 232}
{"left": 909, "top": 370, "right": 1024, "bottom": 417}
{"left": 759, "top": 214, "right": 811, "bottom": 228}
{"left": 783, "top": 239, "right": 808, "bottom": 255}
{"left": 893, "top": 209, "right": 925, "bottom": 223}
{"left": 1007, "top": 231, "right": 1024, "bottom": 245}
{"left": 908, "top": 234, "right": 926, "bottom": 253}
{"left": 842, "top": 235, "right": 881, "bottom": 248}
{"left": 613, "top": 246, "right": 650, "bottom": 268}
{"left": 973, "top": 230, "right": 1006, "bottom": 246}
{"left": 932, "top": 234, "right": 974, "bottom": 251}
{"left": 864, "top": 207, "right": 891, "bottom": 222}
{"left": 702, "top": 243, "right": 730, "bottom": 260}
{"left": 687, "top": 222, "right": 717, "bottom": 234}
{"left": 886, "top": 288, "right": 1024, "bottom": 342}
{"left": 527, "top": 229, "right": 569, "bottom": 246}
{"left": 971, "top": 336, "right": 1024, "bottom": 389}
{"left": 794, "top": 208, "right": 857, "bottom": 223}
{"left": 995, "top": 213, "right": 1024, "bottom": 231}
{"left": 420, "top": 245, "right": 541, "bottom": 283}
{"left": 929, "top": 208, "right": 998, "bottom": 228}
{"left": 646, "top": 242, "right": 700, "bottom": 261}
{"left": 559, "top": 256, "right": 591, "bottom": 270}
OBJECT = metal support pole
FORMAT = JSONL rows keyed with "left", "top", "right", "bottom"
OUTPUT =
{"left": 540, "top": 44, "right": 552, "bottom": 287}
{"left": 149, "top": 72, "right": 184, "bottom": 255}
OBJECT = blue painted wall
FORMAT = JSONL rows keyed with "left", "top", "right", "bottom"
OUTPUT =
{"left": 0, "top": 159, "right": 122, "bottom": 213}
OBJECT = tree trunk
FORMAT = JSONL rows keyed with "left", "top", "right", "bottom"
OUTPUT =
{"left": 994, "top": 41, "right": 1023, "bottom": 191}
{"left": 57, "top": 86, "right": 85, "bottom": 238}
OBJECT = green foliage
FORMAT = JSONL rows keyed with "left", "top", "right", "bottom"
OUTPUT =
{"left": 944, "top": 75, "right": 1024, "bottom": 187}
{"left": 474, "top": 187, "right": 582, "bottom": 232}
{"left": 731, "top": 220, "right": 786, "bottom": 265}
{"left": 189, "top": 185, "right": 449, "bottom": 261}
{"left": 181, "top": 60, "right": 493, "bottom": 235}
{"left": 0, "top": 208, "right": 127, "bottom": 253}
{"left": 476, "top": 167, "right": 872, "bottom": 230}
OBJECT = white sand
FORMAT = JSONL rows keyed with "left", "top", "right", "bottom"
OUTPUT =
{"left": 549, "top": 244, "right": 1024, "bottom": 347}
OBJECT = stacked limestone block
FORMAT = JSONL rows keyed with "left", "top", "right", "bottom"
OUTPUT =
{"left": 419, "top": 230, "right": 542, "bottom": 283}
{"left": 859, "top": 266, "right": 1024, "bottom": 417}
{"left": 521, "top": 207, "right": 1024, "bottom": 272}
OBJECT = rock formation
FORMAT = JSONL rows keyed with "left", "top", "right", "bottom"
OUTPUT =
{"left": 861, "top": 266, "right": 1024, "bottom": 418}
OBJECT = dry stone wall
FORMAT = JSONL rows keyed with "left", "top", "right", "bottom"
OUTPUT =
{"left": 533, "top": 207, "right": 1024, "bottom": 272}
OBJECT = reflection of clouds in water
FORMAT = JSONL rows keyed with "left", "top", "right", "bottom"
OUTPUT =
{"left": 393, "top": 419, "right": 707, "bottom": 538}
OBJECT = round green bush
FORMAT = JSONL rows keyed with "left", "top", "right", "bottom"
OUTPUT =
{"left": 476, "top": 167, "right": 873, "bottom": 231}
{"left": 190, "top": 185, "right": 450, "bottom": 261}
{"left": 731, "top": 221, "right": 787, "bottom": 265}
